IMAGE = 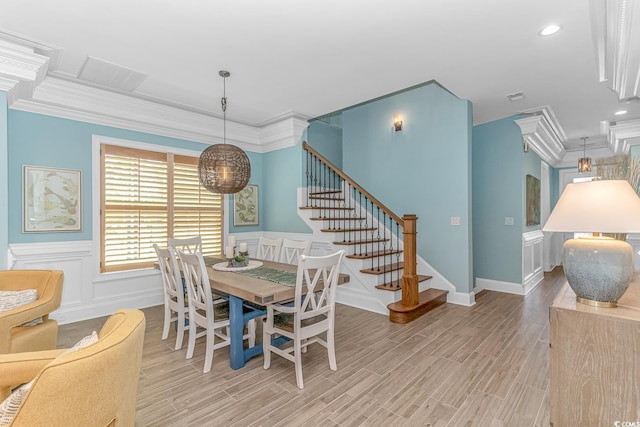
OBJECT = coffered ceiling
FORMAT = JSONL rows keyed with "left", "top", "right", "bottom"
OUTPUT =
{"left": 1, "top": 0, "right": 639, "bottom": 164}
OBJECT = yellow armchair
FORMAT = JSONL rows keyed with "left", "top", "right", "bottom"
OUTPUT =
{"left": 0, "top": 270, "right": 64, "bottom": 354}
{"left": 0, "top": 309, "right": 146, "bottom": 426}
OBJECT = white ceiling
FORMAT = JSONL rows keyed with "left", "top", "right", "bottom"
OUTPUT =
{"left": 1, "top": 0, "right": 639, "bottom": 152}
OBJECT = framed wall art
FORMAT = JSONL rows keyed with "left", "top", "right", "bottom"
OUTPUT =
{"left": 23, "top": 166, "right": 82, "bottom": 232}
{"left": 526, "top": 174, "right": 541, "bottom": 226}
{"left": 233, "top": 184, "right": 259, "bottom": 226}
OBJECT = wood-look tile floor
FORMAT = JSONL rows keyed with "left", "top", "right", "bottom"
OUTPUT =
{"left": 57, "top": 268, "right": 565, "bottom": 426}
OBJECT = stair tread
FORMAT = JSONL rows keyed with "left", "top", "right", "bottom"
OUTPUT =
{"left": 308, "top": 196, "right": 345, "bottom": 201}
{"left": 321, "top": 227, "right": 377, "bottom": 232}
{"left": 361, "top": 262, "right": 404, "bottom": 275}
{"left": 388, "top": 289, "right": 447, "bottom": 313}
{"left": 333, "top": 238, "right": 389, "bottom": 245}
{"left": 299, "top": 206, "right": 354, "bottom": 210}
{"left": 309, "top": 190, "right": 342, "bottom": 196}
{"left": 375, "top": 275, "right": 433, "bottom": 291}
{"left": 310, "top": 217, "right": 366, "bottom": 221}
{"left": 346, "top": 249, "right": 402, "bottom": 259}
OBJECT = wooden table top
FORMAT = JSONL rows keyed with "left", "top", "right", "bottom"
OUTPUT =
{"left": 552, "top": 280, "right": 640, "bottom": 322}
{"left": 206, "top": 259, "right": 349, "bottom": 306}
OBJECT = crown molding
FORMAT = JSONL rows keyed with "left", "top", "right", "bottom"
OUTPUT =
{"left": 9, "top": 76, "right": 309, "bottom": 153}
{"left": 604, "top": 118, "right": 640, "bottom": 153}
{"left": 515, "top": 106, "right": 567, "bottom": 167}
{"left": 0, "top": 76, "right": 18, "bottom": 92}
{"left": 554, "top": 146, "right": 616, "bottom": 168}
{"left": 0, "top": 37, "right": 51, "bottom": 105}
{"left": 590, "top": 0, "right": 640, "bottom": 101}
{"left": 0, "top": 34, "right": 308, "bottom": 154}
{"left": 0, "top": 40, "right": 50, "bottom": 85}
{"left": 260, "top": 110, "right": 310, "bottom": 152}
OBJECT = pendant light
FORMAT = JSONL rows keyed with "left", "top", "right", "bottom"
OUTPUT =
{"left": 198, "top": 70, "right": 251, "bottom": 194}
{"left": 578, "top": 137, "right": 591, "bottom": 174}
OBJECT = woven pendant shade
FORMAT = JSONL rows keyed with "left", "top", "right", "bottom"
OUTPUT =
{"left": 198, "top": 70, "right": 251, "bottom": 194}
{"left": 199, "top": 143, "right": 251, "bottom": 194}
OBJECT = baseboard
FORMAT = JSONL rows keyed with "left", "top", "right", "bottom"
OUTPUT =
{"left": 336, "top": 286, "right": 389, "bottom": 316}
{"left": 52, "top": 291, "right": 163, "bottom": 325}
{"left": 475, "top": 277, "right": 527, "bottom": 296}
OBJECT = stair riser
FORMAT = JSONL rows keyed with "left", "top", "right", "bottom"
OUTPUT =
{"left": 337, "top": 242, "right": 402, "bottom": 255}
{"left": 355, "top": 271, "right": 405, "bottom": 287}
{"left": 350, "top": 253, "right": 403, "bottom": 266}
{"left": 331, "top": 231, "right": 395, "bottom": 242}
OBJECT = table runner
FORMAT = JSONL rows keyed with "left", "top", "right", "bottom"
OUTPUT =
{"left": 233, "top": 266, "right": 297, "bottom": 287}
{"left": 205, "top": 257, "right": 297, "bottom": 287}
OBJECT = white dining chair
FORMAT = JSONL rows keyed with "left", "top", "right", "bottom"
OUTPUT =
{"left": 154, "top": 244, "right": 189, "bottom": 351}
{"left": 178, "top": 250, "right": 256, "bottom": 373}
{"left": 168, "top": 236, "right": 202, "bottom": 254}
{"left": 263, "top": 250, "right": 345, "bottom": 389}
{"left": 256, "top": 237, "right": 283, "bottom": 261}
{"left": 279, "top": 238, "right": 312, "bottom": 265}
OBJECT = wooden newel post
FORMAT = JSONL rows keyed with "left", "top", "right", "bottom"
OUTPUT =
{"left": 401, "top": 214, "right": 419, "bottom": 306}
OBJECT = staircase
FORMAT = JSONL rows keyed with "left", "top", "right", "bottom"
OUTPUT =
{"left": 300, "top": 141, "right": 448, "bottom": 323}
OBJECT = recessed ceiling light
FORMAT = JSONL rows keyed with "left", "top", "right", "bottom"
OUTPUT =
{"left": 615, "top": 110, "right": 628, "bottom": 115}
{"left": 539, "top": 24, "right": 561, "bottom": 36}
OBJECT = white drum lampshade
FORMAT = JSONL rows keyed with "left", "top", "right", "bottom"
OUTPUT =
{"left": 543, "top": 180, "right": 640, "bottom": 307}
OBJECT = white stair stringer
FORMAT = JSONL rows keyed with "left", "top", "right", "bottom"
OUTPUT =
{"left": 297, "top": 188, "right": 469, "bottom": 315}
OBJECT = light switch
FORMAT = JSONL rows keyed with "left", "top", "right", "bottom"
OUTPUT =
{"left": 451, "top": 216, "right": 460, "bottom": 226}
{"left": 505, "top": 217, "right": 514, "bottom": 226}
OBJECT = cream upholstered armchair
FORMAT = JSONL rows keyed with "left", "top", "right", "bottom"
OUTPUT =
{"left": 0, "top": 270, "right": 64, "bottom": 354}
{"left": 0, "top": 309, "right": 146, "bottom": 426}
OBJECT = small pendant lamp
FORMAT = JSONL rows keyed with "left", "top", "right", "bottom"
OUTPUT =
{"left": 578, "top": 136, "right": 591, "bottom": 173}
{"left": 198, "top": 70, "right": 251, "bottom": 194}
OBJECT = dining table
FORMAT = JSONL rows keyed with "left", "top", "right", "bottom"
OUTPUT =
{"left": 204, "top": 257, "right": 349, "bottom": 370}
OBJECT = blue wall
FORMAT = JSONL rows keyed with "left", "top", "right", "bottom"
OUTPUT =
{"left": 307, "top": 120, "right": 343, "bottom": 169}
{"left": 0, "top": 92, "right": 7, "bottom": 269}
{"left": 472, "top": 115, "right": 542, "bottom": 285}
{"left": 341, "top": 82, "right": 473, "bottom": 294}
{"left": 7, "top": 110, "right": 264, "bottom": 244}
{"left": 260, "top": 139, "right": 311, "bottom": 233}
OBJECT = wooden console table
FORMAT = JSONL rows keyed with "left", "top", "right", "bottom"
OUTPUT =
{"left": 550, "top": 281, "right": 640, "bottom": 426}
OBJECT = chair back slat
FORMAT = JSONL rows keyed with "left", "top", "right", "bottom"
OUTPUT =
{"left": 178, "top": 251, "right": 214, "bottom": 325}
{"left": 280, "top": 238, "right": 312, "bottom": 264}
{"left": 257, "top": 237, "right": 283, "bottom": 261}
{"left": 168, "top": 236, "right": 202, "bottom": 254}
{"left": 154, "top": 244, "right": 182, "bottom": 299}
{"left": 295, "top": 250, "right": 345, "bottom": 319}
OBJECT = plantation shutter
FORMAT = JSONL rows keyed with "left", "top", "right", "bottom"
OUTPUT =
{"left": 173, "top": 155, "right": 223, "bottom": 256}
{"left": 101, "top": 145, "right": 222, "bottom": 273}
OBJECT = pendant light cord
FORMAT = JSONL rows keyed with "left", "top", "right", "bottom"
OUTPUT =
{"left": 221, "top": 75, "right": 227, "bottom": 145}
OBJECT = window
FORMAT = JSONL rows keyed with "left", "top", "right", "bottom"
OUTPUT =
{"left": 101, "top": 144, "right": 222, "bottom": 272}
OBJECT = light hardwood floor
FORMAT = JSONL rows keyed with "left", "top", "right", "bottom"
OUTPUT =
{"left": 57, "top": 268, "right": 565, "bottom": 426}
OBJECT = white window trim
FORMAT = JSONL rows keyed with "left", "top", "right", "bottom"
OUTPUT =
{"left": 91, "top": 134, "right": 230, "bottom": 282}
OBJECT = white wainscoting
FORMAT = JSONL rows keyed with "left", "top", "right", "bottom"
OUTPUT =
{"left": 522, "top": 230, "right": 544, "bottom": 294}
{"left": 475, "top": 230, "right": 544, "bottom": 296}
{"left": 8, "top": 241, "right": 163, "bottom": 324}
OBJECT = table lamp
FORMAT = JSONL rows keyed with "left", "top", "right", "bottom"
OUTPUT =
{"left": 542, "top": 179, "right": 640, "bottom": 307}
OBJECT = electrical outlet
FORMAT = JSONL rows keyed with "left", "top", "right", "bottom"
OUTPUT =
{"left": 505, "top": 217, "right": 514, "bottom": 226}
{"left": 451, "top": 216, "right": 460, "bottom": 226}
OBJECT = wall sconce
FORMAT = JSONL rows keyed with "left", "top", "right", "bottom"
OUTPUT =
{"left": 523, "top": 139, "right": 529, "bottom": 152}
{"left": 393, "top": 116, "right": 403, "bottom": 132}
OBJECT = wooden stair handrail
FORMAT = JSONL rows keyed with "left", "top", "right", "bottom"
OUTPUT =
{"left": 303, "top": 141, "right": 404, "bottom": 226}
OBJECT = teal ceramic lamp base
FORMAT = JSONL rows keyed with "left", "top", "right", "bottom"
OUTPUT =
{"left": 563, "top": 236, "right": 634, "bottom": 307}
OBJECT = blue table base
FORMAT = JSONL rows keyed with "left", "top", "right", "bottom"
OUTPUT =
{"left": 228, "top": 295, "right": 293, "bottom": 369}
{"left": 229, "top": 295, "right": 266, "bottom": 369}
